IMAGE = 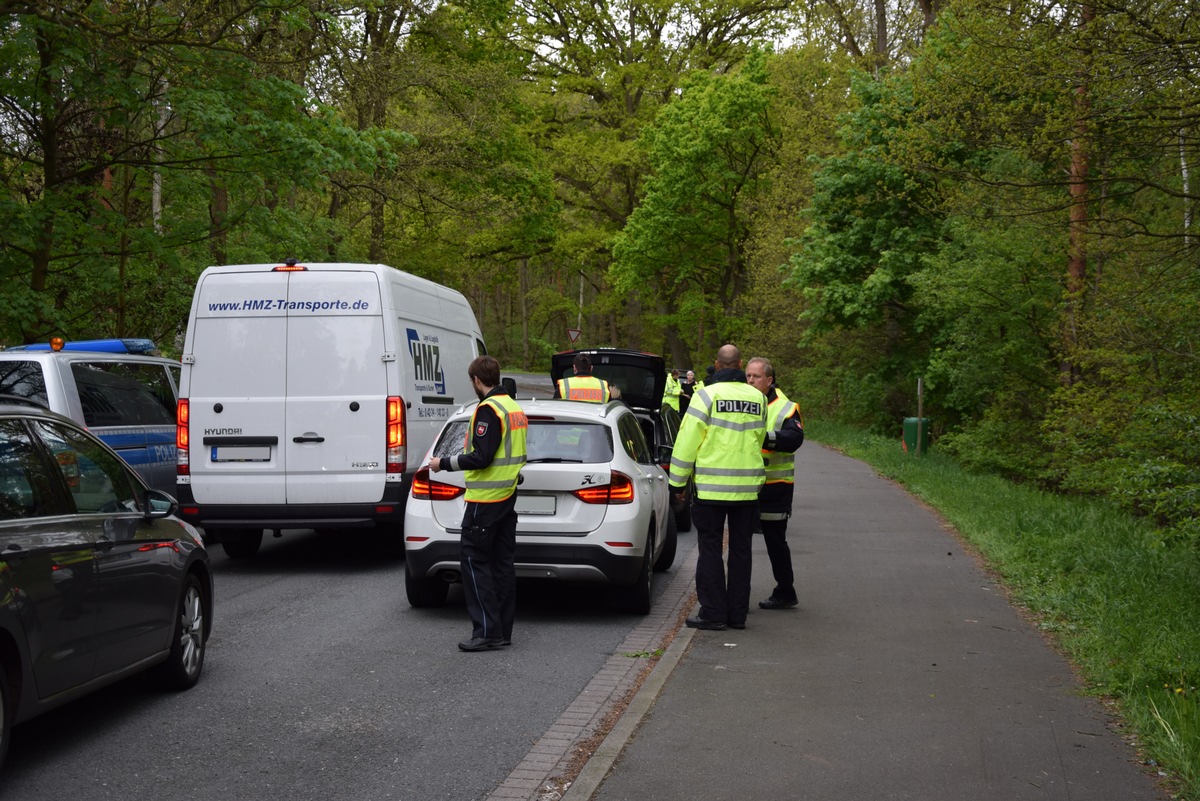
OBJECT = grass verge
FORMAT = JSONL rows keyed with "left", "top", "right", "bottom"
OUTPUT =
{"left": 807, "top": 419, "right": 1200, "bottom": 800}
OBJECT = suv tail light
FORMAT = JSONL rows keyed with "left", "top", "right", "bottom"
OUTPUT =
{"left": 387, "top": 396, "right": 406, "bottom": 473}
{"left": 411, "top": 466, "right": 464, "bottom": 500}
{"left": 176, "top": 399, "right": 190, "bottom": 475}
{"left": 572, "top": 471, "right": 634, "bottom": 504}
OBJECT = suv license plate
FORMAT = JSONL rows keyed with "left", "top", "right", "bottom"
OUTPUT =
{"left": 515, "top": 494, "right": 555, "bottom": 515}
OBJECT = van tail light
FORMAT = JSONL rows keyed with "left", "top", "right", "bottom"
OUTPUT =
{"left": 411, "top": 466, "right": 464, "bottom": 500}
{"left": 386, "top": 396, "right": 406, "bottom": 473}
{"left": 176, "top": 399, "right": 190, "bottom": 475}
{"left": 572, "top": 471, "right": 634, "bottom": 504}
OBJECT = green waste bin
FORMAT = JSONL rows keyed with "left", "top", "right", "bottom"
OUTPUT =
{"left": 903, "top": 417, "right": 931, "bottom": 455}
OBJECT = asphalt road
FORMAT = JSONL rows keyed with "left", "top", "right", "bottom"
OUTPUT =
{"left": 2, "top": 529, "right": 689, "bottom": 801}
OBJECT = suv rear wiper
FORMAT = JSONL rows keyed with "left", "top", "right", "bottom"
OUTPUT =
{"left": 525, "top": 457, "right": 584, "bottom": 464}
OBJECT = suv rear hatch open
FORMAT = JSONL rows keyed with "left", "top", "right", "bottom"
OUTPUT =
{"left": 549, "top": 349, "right": 666, "bottom": 412}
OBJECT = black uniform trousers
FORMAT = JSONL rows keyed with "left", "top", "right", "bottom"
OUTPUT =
{"left": 693, "top": 501, "right": 757, "bottom": 626}
{"left": 459, "top": 495, "right": 518, "bottom": 642}
{"left": 760, "top": 516, "right": 796, "bottom": 602}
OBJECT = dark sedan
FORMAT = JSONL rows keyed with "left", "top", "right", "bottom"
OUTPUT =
{"left": 0, "top": 401, "right": 213, "bottom": 770}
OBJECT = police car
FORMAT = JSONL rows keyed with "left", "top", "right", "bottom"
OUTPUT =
{"left": 0, "top": 338, "right": 180, "bottom": 493}
{"left": 403, "top": 398, "right": 678, "bottom": 614}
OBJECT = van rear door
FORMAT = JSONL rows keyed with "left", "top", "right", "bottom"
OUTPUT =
{"left": 186, "top": 271, "right": 289, "bottom": 505}
{"left": 283, "top": 271, "right": 387, "bottom": 504}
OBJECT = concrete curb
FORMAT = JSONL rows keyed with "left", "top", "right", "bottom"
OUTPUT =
{"left": 560, "top": 623, "right": 696, "bottom": 801}
{"left": 485, "top": 540, "right": 698, "bottom": 801}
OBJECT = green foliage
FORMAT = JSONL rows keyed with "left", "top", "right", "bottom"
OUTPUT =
{"left": 611, "top": 48, "right": 779, "bottom": 353}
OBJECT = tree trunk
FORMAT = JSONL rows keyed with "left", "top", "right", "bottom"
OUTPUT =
{"left": 208, "top": 167, "right": 228, "bottom": 266}
{"left": 1062, "top": 3, "right": 1094, "bottom": 386}
{"left": 520, "top": 259, "right": 530, "bottom": 369}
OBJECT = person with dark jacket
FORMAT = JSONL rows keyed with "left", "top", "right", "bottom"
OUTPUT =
{"left": 429, "top": 355, "right": 528, "bottom": 651}
{"left": 746, "top": 357, "right": 805, "bottom": 609}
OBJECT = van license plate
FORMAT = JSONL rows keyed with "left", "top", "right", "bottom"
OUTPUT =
{"left": 211, "top": 446, "right": 271, "bottom": 462}
{"left": 515, "top": 494, "right": 555, "bottom": 515}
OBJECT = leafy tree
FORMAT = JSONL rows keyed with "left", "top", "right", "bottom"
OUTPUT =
{"left": 611, "top": 49, "right": 780, "bottom": 357}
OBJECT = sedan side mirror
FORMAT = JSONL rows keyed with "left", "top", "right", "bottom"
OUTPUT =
{"left": 655, "top": 444, "right": 674, "bottom": 468}
{"left": 144, "top": 488, "right": 179, "bottom": 520}
{"left": 501, "top": 377, "right": 518, "bottom": 397}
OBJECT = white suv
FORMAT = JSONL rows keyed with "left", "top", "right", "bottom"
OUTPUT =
{"left": 403, "top": 398, "right": 678, "bottom": 614}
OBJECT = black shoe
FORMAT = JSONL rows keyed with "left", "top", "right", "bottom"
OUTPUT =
{"left": 728, "top": 621, "right": 746, "bottom": 630}
{"left": 685, "top": 615, "right": 727, "bottom": 631}
{"left": 499, "top": 638, "right": 512, "bottom": 647}
{"left": 458, "top": 637, "right": 504, "bottom": 652}
{"left": 758, "top": 596, "right": 798, "bottom": 610}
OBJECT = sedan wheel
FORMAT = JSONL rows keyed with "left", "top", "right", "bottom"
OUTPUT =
{"left": 156, "top": 573, "right": 207, "bottom": 690}
{"left": 0, "top": 665, "right": 11, "bottom": 771}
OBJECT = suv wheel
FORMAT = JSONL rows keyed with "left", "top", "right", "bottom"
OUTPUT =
{"left": 406, "top": 563, "right": 449, "bottom": 607}
{"left": 624, "top": 530, "right": 653, "bottom": 615}
{"left": 654, "top": 510, "right": 678, "bottom": 572}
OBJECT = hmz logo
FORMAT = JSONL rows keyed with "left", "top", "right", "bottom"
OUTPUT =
{"left": 406, "top": 328, "right": 446, "bottom": 394}
{"left": 715, "top": 399, "right": 763, "bottom": 415}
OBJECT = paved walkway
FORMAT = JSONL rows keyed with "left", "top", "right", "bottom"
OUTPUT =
{"left": 558, "top": 443, "right": 1168, "bottom": 801}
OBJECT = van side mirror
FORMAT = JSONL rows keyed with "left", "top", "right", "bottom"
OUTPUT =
{"left": 501, "top": 377, "right": 517, "bottom": 397}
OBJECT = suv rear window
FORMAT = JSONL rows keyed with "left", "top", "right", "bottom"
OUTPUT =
{"left": 71, "top": 362, "right": 175, "bottom": 427}
{"left": 0, "top": 361, "right": 49, "bottom": 406}
{"left": 434, "top": 419, "right": 614, "bottom": 463}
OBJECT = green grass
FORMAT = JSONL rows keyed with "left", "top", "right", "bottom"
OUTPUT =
{"left": 807, "top": 419, "right": 1200, "bottom": 800}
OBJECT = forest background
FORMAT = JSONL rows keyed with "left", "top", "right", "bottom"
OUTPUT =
{"left": 2, "top": 0, "right": 1199, "bottom": 792}
{"left": 2, "top": 1, "right": 1197, "bottom": 540}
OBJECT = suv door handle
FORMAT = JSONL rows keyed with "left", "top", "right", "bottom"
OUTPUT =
{"left": 293, "top": 435, "right": 325, "bottom": 443}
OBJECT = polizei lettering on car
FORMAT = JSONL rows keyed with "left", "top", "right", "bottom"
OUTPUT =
{"left": 715, "top": 399, "right": 763, "bottom": 415}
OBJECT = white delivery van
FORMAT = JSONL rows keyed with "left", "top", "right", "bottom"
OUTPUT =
{"left": 174, "top": 261, "right": 487, "bottom": 558}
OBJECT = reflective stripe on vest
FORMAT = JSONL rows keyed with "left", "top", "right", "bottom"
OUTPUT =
{"left": 763, "top": 393, "right": 800, "bottom": 485}
{"left": 464, "top": 395, "right": 528, "bottom": 502}
{"left": 668, "top": 383, "right": 766, "bottom": 501}
{"left": 557, "top": 376, "right": 611, "bottom": 403}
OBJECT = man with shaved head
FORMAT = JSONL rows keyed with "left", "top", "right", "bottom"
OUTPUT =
{"left": 668, "top": 344, "right": 768, "bottom": 630}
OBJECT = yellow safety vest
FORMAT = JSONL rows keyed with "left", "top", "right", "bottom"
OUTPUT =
{"left": 763, "top": 389, "right": 802, "bottom": 485}
{"left": 669, "top": 380, "right": 766, "bottom": 502}
{"left": 557, "top": 375, "right": 611, "bottom": 403}
{"left": 664, "top": 374, "right": 681, "bottom": 412}
{"left": 463, "top": 394, "right": 528, "bottom": 502}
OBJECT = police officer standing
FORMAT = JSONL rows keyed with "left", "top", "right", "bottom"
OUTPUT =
{"left": 669, "top": 344, "right": 767, "bottom": 630}
{"left": 429, "top": 355, "right": 528, "bottom": 651}
{"left": 746, "top": 357, "right": 805, "bottom": 609}
{"left": 664, "top": 369, "right": 682, "bottom": 413}
{"left": 555, "top": 353, "right": 611, "bottom": 402}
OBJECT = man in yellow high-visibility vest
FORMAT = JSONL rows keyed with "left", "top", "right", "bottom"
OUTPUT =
{"left": 668, "top": 344, "right": 767, "bottom": 630}
{"left": 555, "top": 354, "right": 611, "bottom": 402}
{"left": 429, "top": 355, "right": 528, "bottom": 651}
{"left": 746, "top": 357, "right": 805, "bottom": 609}
{"left": 664, "top": 369, "right": 682, "bottom": 413}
